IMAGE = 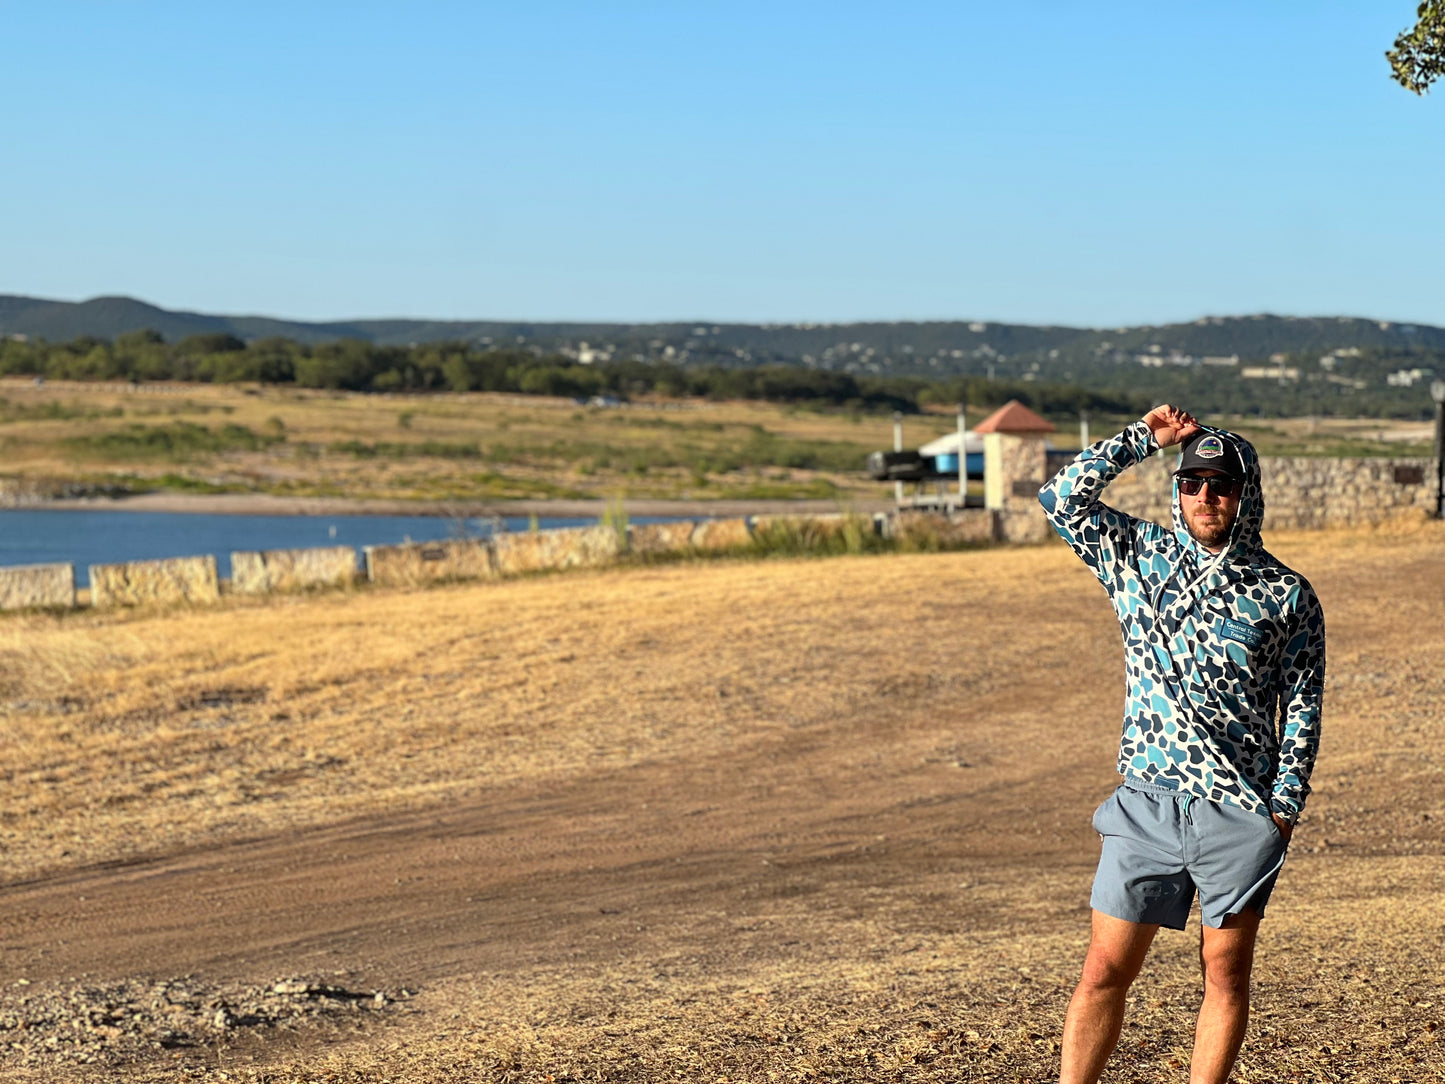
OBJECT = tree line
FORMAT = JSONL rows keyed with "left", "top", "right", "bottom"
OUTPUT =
{"left": 0, "top": 331, "right": 1144, "bottom": 419}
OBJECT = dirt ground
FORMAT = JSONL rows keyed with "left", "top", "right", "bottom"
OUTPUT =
{"left": 0, "top": 520, "right": 1441, "bottom": 1081}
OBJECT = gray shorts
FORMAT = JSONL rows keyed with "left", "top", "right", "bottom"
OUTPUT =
{"left": 1090, "top": 778, "right": 1289, "bottom": 930}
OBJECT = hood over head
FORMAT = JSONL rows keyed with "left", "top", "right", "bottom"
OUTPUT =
{"left": 1170, "top": 426, "right": 1264, "bottom": 562}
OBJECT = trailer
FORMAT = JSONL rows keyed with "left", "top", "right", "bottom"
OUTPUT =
{"left": 865, "top": 407, "right": 983, "bottom": 511}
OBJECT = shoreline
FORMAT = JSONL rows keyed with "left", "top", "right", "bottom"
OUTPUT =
{"left": 22, "top": 491, "right": 895, "bottom": 518}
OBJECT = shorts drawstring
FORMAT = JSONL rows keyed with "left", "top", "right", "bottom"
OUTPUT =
{"left": 1180, "top": 794, "right": 1195, "bottom": 824}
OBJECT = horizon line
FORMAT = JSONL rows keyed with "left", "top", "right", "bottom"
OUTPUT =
{"left": 5, "top": 292, "right": 1444, "bottom": 334}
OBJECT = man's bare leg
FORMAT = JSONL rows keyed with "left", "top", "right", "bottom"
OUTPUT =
{"left": 1189, "top": 909, "right": 1260, "bottom": 1084}
{"left": 1059, "top": 910, "right": 1159, "bottom": 1084}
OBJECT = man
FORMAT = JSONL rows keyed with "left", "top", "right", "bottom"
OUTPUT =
{"left": 1037, "top": 404, "right": 1325, "bottom": 1084}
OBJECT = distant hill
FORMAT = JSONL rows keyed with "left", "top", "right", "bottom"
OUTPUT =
{"left": 5, "top": 293, "right": 1445, "bottom": 362}
{"left": 0, "top": 295, "right": 379, "bottom": 346}
{"left": 2, "top": 294, "right": 1442, "bottom": 418}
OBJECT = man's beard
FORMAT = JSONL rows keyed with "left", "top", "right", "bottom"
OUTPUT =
{"left": 1183, "top": 505, "right": 1237, "bottom": 549}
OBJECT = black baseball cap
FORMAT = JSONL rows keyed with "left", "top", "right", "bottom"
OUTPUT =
{"left": 1175, "top": 431, "right": 1244, "bottom": 479}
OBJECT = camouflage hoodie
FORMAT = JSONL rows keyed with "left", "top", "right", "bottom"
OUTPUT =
{"left": 1038, "top": 421, "right": 1325, "bottom": 823}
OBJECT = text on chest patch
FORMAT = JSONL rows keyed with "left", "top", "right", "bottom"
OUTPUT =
{"left": 1219, "top": 617, "right": 1264, "bottom": 649}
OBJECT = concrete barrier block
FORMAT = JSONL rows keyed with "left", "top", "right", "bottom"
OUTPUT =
{"left": 0, "top": 562, "right": 75, "bottom": 610}
{"left": 688, "top": 518, "right": 752, "bottom": 551}
{"left": 231, "top": 546, "right": 358, "bottom": 595}
{"left": 1051, "top": 451, "right": 1443, "bottom": 531}
{"left": 627, "top": 521, "right": 696, "bottom": 555}
{"left": 363, "top": 539, "right": 494, "bottom": 587}
{"left": 89, "top": 555, "right": 220, "bottom": 608}
{"left": 492, "top": 525, "right": 621, "bottom": 576}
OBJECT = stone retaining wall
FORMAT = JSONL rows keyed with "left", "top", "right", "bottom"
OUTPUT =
{"left": 886, "top": 509, "right": 997, "bottom": 547}
{"left": 0, "top": 563, "right": 75, "bottom": 610}
{"left": 364, "top": 539, "right": 494, "bottom": 587}
{"left": 89, "top": 555, "right": 220, "bottom": 609}
{"left": 1265, "top": 456, "right": 1438, "bottom": 527}
{"left": 687, "top": 518, "right": 752, "bottom": 551}
{"left": 492, "top": 525, "right": 621, "bottom": 576}
{"left": 3, "top": 460, "right": 1434, "bottom": 616}
{"left": 1082, "top": 453, "right": 1438, "bottom": 530}
{"left": 627, "top": 521, "right": 696, "bottom": 555}
{"left": 231, "top": 546, "right": 358, "bottom": 595}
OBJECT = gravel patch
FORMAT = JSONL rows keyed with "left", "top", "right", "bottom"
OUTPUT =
{"left": 0, "top": 975, "right": 407, "bottom": 1071}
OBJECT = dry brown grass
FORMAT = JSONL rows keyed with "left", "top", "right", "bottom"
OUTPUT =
{"left": 1225, "top": 415, "right": 1436, "bottom": 458}
{"left": 3, "top": 378, "right": 1431, "bottom": 509}
{"left": 0, "top": 520, "right": 1442, "bottom": 1081}
{"left": 0, "top": 379, "right": 944, "bottom": 502}
{"left": 0, "top": 540, "right": 1066, "bottom": 877}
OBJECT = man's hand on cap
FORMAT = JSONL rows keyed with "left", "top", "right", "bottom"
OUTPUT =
{"left": 1142, "top": 404, "right": 1201, "bottom": 449}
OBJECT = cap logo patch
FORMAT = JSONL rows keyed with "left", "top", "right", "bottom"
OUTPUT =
{"left": 1195, "top": 436, "right": 1225, "bottom": 459}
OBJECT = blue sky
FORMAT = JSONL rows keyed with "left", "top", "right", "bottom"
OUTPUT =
{"left": 3, "top": 2, "right": 1440, "bottom": 327}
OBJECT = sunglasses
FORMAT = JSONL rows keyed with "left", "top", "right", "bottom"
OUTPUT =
{"left": 1177, "top": 474, "right": 1242, "bottom": 499}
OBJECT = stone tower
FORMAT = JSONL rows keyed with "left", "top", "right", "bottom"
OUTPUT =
{"left": 977, "top": 400, "right": 1056, "bottom": 543}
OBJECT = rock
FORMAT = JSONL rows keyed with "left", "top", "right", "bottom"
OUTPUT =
{"left": 230, "top": 546, "right": 358, "bottom": 594}
{"left": 627, "top": 520, "right": 696, "bottom": 555}
{"left": 0, "top": 973, "right": 402, "bottom": 1070}
{"left": 364, "top": 538, "right": 494, "bottom": 587}
{"left": 688, "top": 518, "right": 751, "bottom": 552}
{"left": 89, "top": 555, "right": 219, "bottom": 609}
{"left": 491, "top": 525, "right": 621, "bottom": 576}
{"left": 0, "top": 562, "right": 75, "bottom": 611}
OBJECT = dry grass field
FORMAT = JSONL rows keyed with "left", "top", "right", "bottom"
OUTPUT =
{"left": 0, "top": 519, "right": 1441, "bottom": 1081}
{"left": 1220, "top": 416, "right": 1436, "bottom": 460}
{"left": 0, "top": 379, "right": 960, "bottom": 504}
{"left": 0, "top": 379, "right": 1433, "bottom": 510}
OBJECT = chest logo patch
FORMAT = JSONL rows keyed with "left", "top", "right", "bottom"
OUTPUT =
{"left": 1220, "top": 618, "right": 1264, "bottom": 649}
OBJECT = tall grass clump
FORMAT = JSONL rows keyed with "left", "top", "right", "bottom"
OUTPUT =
{"left": 600, "top": 495, "right": 630, "bottom": 553}
{"left": 748, "top": 513, "right": 889, "bottom": 558}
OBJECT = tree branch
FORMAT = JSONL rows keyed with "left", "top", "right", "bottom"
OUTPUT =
{"left": 1388, "top": 1, "right": 1445, "bottom": 94}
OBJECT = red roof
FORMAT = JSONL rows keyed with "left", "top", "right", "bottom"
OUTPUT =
{"left": 974, "top": 399, "right": 1056, "bottom": 434}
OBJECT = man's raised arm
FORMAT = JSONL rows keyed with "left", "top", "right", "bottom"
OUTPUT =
{"left": 1037, "top": 405, "right": 1199, "bottom": 585}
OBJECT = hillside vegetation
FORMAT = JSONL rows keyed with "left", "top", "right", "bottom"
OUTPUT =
{"left": 3, "top": 295, "right": 1443, "bottom": 418}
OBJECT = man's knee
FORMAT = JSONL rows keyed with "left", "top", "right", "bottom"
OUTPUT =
{"left": 1200, "top": 951, "right": 1251, "bottom": 998}
{"left": 1199, "top": 917, "right": 1258, "bottom": 999}
{"left": 1079, "top": 946, "right": 1143, "bottom": 993}
{"left": 1076, "top": 912, "right": 1158, "bottom": 994}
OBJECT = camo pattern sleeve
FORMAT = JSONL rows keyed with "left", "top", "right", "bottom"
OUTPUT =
{"left": 1037, "top": 420, "right": 1166, "bottom": 589}
{"left": 1269, "top": 580, "right": 1326, "bottom": 823}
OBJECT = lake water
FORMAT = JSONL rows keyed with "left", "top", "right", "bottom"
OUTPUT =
{"left": 0, "top": 509, "right": 666, "bottom": 587}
